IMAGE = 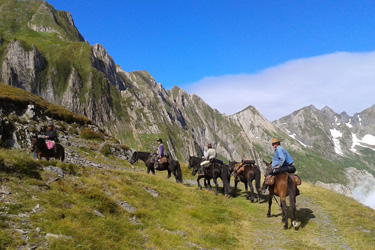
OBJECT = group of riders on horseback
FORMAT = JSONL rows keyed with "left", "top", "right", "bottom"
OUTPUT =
{"left": 30, "top": 123, "right": 300, "bottom": 229}
{"left": 186, "top": 138, "right": 301, "bottom": 229}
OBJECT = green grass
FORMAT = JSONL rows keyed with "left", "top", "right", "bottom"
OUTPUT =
{"left": 0, "top": 148, "right": 374, "bottom": 249}
{"left": 0, "top": 83, "right": 91, "bottom": 125}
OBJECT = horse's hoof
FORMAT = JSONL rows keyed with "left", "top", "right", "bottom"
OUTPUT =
{"left": 283, "top": 225, "right": 288, "bottom": 230}
{"left": 267, "top": 214, "right": 271, "bottom": 218}
{"left": 292, "top": 220, "right": 298, "bottom": 227}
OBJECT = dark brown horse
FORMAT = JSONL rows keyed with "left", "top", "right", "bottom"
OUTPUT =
{"left": 129, "top": 151, "right": 183, "bottom": 183}
{"left": 229, "top": 161, "right": 261, "bottom": 202}
{"left": 262, "top": 161, "right": 298, "bottom": 230}
{"left": 31, "top": 137, "right": 65, "bottom": 161}
{"left": 188, "top": 156, "right": 231, "bottom": 196}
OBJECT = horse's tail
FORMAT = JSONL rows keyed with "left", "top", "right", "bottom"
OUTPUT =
{"left": 254, "top": 166, "right": 261, "bottom": 192}
{"left": 221, "top": 165, "right": 232, "bottom": 195}
{"left": 58, "top": 144, "right": 65, "bottom": 162}
{"left": 176, "top": 161, "right": 183, "bottom": 183}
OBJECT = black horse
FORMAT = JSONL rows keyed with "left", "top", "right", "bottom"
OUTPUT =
{"left": 31, "top": 137, "right": 65, "bottom": 161}
{"left": 130, "top": 151, "right": 183, "bottom": 183}
{"left": 229, "top": 161, "right": 261, "bottom": 202}
{"left": 188, "top": 156, "right": 231, "bottom": 196}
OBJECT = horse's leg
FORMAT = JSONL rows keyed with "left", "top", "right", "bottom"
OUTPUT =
{"left": 213, "top": 178, "right": 219, "bottom": 195}
{"left": 205, "top": 178, "right": 212, "bottom": 190}
{"left": 267, "top": 193, "right": 272, "bottom": 218}
{"left": 172, "top": 169, "right": 178, "bottom": 182}
{"left": 150, "top": 165, "right": 155, "bottom": 175}
{"left": 167, "top": 170, "right": 171, "bottom": 179}
{"left": 244, "top": 182, "right": 249, "bottom": 200}
{"left": 197, "top": 176, "right": 203, "bottom": 189}
{"left": 233, "top": 180, "right": 238, "bottom": 197}
{"left": 280, "top": 196, "right": 288, "bottom": 229}
{"left": 203, "top": 178, "right": 208, "bottom": 189}
{"left": 248, "top": 179, "right": 255, "bottom": 203}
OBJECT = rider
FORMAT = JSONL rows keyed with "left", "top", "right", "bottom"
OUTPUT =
{"left": 154, "top": 139, "right": 164, "bottom": 170}
{"left": 200, "top": 143, "right": 217, "bottom": 174}
{"left": 270, "top": 138, "right": 294, "bottom": 175}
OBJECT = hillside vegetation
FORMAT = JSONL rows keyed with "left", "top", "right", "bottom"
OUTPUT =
{"left": 0, "top": 81, "right": 374, "bottom": 249}
{"left": 1, "top": 148, "right": 374, "bottom": 249}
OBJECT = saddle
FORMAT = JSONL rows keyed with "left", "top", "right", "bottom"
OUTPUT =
{"left": 264, "top": 175, "right": 276, "bottom": 186}
{"left": 264, "top": 174, "right": 302, "bottom": 186}
{"left": 160, "top": 156, "right": 168, "bottom": 164}
{"left": 242, "top": 159, "right": 255, "bottom": 165}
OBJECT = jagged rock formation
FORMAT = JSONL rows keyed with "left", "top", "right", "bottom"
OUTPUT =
{"left": 28, "top": 1, "right": 84, "bottom": 42}
{"left": 1, "top": 40, "right": 46, "bottom": 93}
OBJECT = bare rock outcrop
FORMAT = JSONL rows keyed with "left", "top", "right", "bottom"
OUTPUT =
{"left": 1, "top": 40, "right": 46, "bottom": 92}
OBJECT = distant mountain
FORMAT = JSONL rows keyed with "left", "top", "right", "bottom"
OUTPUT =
{"left": 274, "top": 105, "right": 375, "bottom": 175}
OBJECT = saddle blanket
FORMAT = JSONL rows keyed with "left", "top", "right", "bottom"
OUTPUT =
{"left": 46, "top": 140, "right": 55, "bottom": 150}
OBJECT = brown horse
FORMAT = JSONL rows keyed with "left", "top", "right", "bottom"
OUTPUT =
{"left": 31, "top": 137, "right": 65, "bottom": 161}
{"left": 229, "top": 161, "right": 261, "bottom": 202}
{"left": 262, "top": 160, "right": 298, "bottom": 230}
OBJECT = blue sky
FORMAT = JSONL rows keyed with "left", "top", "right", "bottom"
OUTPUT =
{"left": 47, "top": 0, "right": 375, "bottom": 121}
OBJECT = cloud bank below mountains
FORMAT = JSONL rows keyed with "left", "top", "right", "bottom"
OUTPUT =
{"left": 186, "top": 51, "right": 375, "bottom": 121}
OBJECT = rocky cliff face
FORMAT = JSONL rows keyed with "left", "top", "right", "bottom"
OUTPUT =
{"left": 27, "top": 1, "right": 84, "bottom": 42}
{"left": 1, "top": 40, "right": 46, "bottom": 93}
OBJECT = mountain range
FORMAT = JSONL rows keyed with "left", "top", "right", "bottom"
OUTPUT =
{"left": 0, "top": 0, "right": 374, "bottom": 207}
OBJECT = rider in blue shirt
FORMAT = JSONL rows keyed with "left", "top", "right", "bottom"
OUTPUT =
{"left": 271, "top": 138, "right": 294, "bottom": 175}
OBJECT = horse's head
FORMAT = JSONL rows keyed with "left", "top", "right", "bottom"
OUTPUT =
{"left": 30, "top": 136, "right": 41, "bottom": 152}
{"left": 228, "top": 161, "right": 240, "bottom": 175}
{"left": 263, "top": 159, "right": 272, "bottom": 168}
{"left": 130, "top": 151, "right": 138, "bottom": 164}
{"left": 188, "top": 156, "right": 202, "bottom": 176}
{"left": 187, "top": 155, "right": 196, "bottom": 169}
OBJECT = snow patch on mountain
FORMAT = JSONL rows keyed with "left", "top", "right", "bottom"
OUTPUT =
{"left": 345, "top": 118, "right": 353, "bottom": 128}
{"left": 350, "top": 133, "right": 375, "bottom": 153}
{"left": 330, "top": 128, "right": 343, "bottom": 155}
{"left": 285, "top": 128, "right": 308, "bottom": 147}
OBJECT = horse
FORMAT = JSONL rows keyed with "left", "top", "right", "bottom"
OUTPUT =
{"left": 129, "top": 151, "right": 183, "bottom": 183}
{"left": 262, "top": 160, "right": 298, "bottom": 230}
{"left": 228, "top": 161, "right": 261, "bottom": 202}
{"left": 188, "top": 156, "right": 231, "bottom": 196}
{"left": 31, "top": 137, "right": 65, "bottom": 161}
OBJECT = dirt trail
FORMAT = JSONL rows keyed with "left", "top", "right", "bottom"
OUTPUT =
{"left": 245, "top": 194, "right": 352, "bottom": 249}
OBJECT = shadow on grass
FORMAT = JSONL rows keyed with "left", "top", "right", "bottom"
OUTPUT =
{"left": 260, "top": 193, "right": 315, "bottom": 229}
{"left": 0, "top": 157, "right": 42, "bottom": 179}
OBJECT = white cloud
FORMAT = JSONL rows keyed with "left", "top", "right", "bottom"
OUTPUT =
{"left": 186, "top": 51, "right": 375, "bottom": 121}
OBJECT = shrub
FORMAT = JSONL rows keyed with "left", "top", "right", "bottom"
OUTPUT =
{"left": 100, "top": 143, "right": 112, "bottom": 156}
{"left": 80, "top": 128, "right": 104, "bottom": 141}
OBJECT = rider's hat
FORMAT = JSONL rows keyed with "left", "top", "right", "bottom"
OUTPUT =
{"left": 271, "top": 138, "right": 280, "bottom": 144}
{"left": 157, "top": 138, "right": 163, "bottom": 143}
{"left": 207, "top": 143, "right": 212, "bottom": 148}
{"left": 48, "top": 123, "right": 54, "bottom": 128}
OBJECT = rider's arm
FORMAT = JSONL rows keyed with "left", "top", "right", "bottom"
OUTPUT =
{"left": 276, "top": 147, "right": 286, "bottom": 167}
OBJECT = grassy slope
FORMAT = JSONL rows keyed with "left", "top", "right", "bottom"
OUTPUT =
{"left": 0, "top": 149, "right": 374, "bottom": 250}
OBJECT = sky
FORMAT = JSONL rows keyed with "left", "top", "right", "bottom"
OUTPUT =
{"left": 47, "top": 0, "right": 375, "bottom": 121}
